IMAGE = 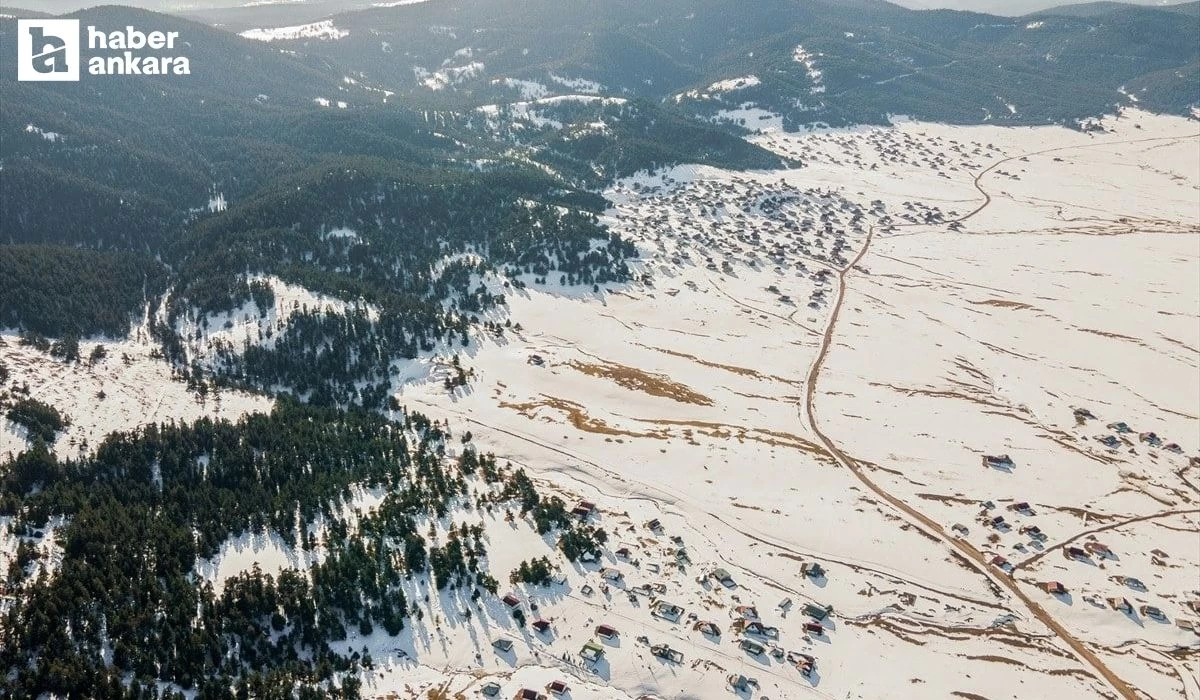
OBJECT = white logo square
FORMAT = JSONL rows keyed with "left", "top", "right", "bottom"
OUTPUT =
{"left": 17, "top": 19, "right": 80, "bottom": 82}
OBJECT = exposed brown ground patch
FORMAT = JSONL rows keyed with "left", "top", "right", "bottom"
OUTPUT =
{"left": 499, "top": 396, "right": 668, "bottom": 439}
{"left": 970, "top": 298, "right": 1036, "bottom": 310}
{"left": 1043, "top": 505, "right": 1123, "bottom": 524}
{"left": 567, "top": 359, "right": 714, "bottom": 405}
{"left": 424, "top": 683, "right": 468, "bottom": 700}
{"left": 645, "top": 419, "right": 830, "bottom": 457}
{"left": 952, "top": 357, "right": 993, "bottom": 385}
{"left": 1079, "top": 328, "right": 1145, "bottom": 344}
{"left": 1046, "top": 668, "right": 1102, "bottom": 680}
{"left": 870, "top": 382, "right": 1007, "bottom": 411}
{"left": 965, "top": 654, "right": 1022, "bottom": 666}
{"left": 850, "top": 618, "right": 928, "bottom": 646}
{"left": 498, "top": 398, "right": 831, "bottom": 458}
{"left": 1159, "top": 334, "right": 1199, "bottom": 356}
{"left": 857, "top": 458, "right": 909, "bottom": 477}
{"left": 850, "top": 617, "right": 1069, "bottom": 658}
{"left": 918, "top": 493, "right": 980, "bottom": 506}
{"left": 872, "top": 382, "right": 1114, "bottom": 465}
{"left": 725, "top": 388, "right": 803, "bottom": 401}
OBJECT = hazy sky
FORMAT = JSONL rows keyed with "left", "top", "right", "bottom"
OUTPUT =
{"left": 890, "top": 0, "right": 1187, "bottom": 14}
{"left": 5, "top": 0, "right": 1191, "bottom": 18}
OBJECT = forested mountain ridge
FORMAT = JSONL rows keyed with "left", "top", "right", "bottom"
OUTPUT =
{"left": 1, "top": 8, "right": 384, "bottom": 254}
{"left": 1033, "top": 1, "right": 1199, "bottom": 18}
{"left": 151, "top": 157, "right": 641, "bottom": 407}
{"left": 0, "top": 6, "right": 780, "bottom": 357}
{"left": 0, "top": 246, "right": 169, "bottom": 338}
{"left": 0, "top": 7, "right": 665, "bottom": 396}
{"left": 270, "top": 0, "right": 1199, "bottom": 127}
{"left": 0, "top": 0, "right": 1193, "bottom": 407}
{"left": 1, "top": 0, "right": 1193, "bottom": 399}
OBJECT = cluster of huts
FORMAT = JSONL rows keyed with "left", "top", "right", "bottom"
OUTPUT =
{"left": 1072, "top": 408, "right": 1191, "bottom": 457}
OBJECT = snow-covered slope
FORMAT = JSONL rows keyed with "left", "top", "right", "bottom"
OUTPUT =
{"left": 8, "top": 110, "right": 1193, "bottom": 699}
{"left": 0, "top": 326, "right": 271, "bottom": 462}
{"left": 327, "top": 110, "right": 1199, "bottom": 698}
{"left": 170, "top": 274, "right": 380, "bottom": 371}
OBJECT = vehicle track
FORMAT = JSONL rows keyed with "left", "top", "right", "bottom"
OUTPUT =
{"left": 439, "top": 405, "right": 1006, "bottom": 609}
{"left": 1012, "top": 507, "right": 1199, "bottom": 572}
{"left": 799, "top": 131, "right": 1199, "bottom": 700}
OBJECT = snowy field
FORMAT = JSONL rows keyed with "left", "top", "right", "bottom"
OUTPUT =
{"left": 0, "top": 323, "right": 271, "bottom": 463}
{"left": 3, "top": 109, "right": 1196, "bottom": 699}
{"left": 366, "top": 109, "right": 1198, "bottom": 699}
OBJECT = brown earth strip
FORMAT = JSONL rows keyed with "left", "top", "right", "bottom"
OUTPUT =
{"left": 1013, "top": 507, "right": 1198, "bottom": 571}
{"left": 566, "top": 359, "right": 714, "bottom": 405}
{"left": 969, "top": 299, "right": 1037, "bottom": 310}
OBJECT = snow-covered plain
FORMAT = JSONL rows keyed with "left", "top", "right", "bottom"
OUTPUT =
{"left": 354, "top": 109, "right": 1198, "bottom": 699}
{"left": 4, "top": 109, "right": 1196, "bottom": 699}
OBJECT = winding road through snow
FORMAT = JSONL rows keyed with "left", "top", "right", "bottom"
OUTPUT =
{"left": 801, "top": 131, "right": 1200, "bottom": 700}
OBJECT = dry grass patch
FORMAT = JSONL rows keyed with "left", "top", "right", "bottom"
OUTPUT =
{"left": 567, "top": 359, "right": 714, "bottom": 406}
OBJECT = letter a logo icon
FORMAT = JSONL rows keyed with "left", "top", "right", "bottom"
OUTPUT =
{"left": 17, "top": 20, "right": 80, "bottom": 82}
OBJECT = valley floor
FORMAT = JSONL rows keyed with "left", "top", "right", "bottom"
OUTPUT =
{"left": 374, "top": 110, "right": 1200, "bottom": 700}
{"left": 3, "top": 109, "right": 1197, "bottom": 700}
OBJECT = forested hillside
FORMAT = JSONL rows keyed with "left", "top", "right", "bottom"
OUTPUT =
{"left": 153, "top": 158, "right": 638, "bottom": 405}
{"left": 0, "top": 6, "right": 783, "bottom": 397}
{"left": 0, "top": 402, "right": 606, "bottom": 699}
{"left": 0, "top": 246, "right": 169, "bottom": 337}
{"left": 275, "top": 0, "right": 1199, "bottom": 126}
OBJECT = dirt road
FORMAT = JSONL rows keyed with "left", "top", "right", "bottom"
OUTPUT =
{"left": 1013, "top": 508, "right": 1199, "bottom": 572}
{"left": 799, "top": 131, "right": 1200, "bottom": 700}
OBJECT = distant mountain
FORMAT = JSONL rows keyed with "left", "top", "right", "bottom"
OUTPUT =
{"left": 0, "top": 6, "right": 391, "bottom": 252}
{"left": 182, "top": 2, "right": 366, "bottom": 31}
{"left": 4, "top": 0, "right": 280, "bottom": 11}
{"left": 1034, "top": 0, "right": 1199, "bottom": 15}
{"left": 3, "top": 0, "right": 1195, "bottom": 260}
{"left": 889, "top": 0, "right": 1194, "bottom": 15}
{"left": 9, "top": 0, "right": 1198, "bottom": 23}
{"left": 2, "top": 0, "right": 382, "bottom": 25}
{"left": 0, "top": 3, "right": 783, "bottom": 248}
{"left": 265, "top": 0, "right": 1199, "bottom": 128}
